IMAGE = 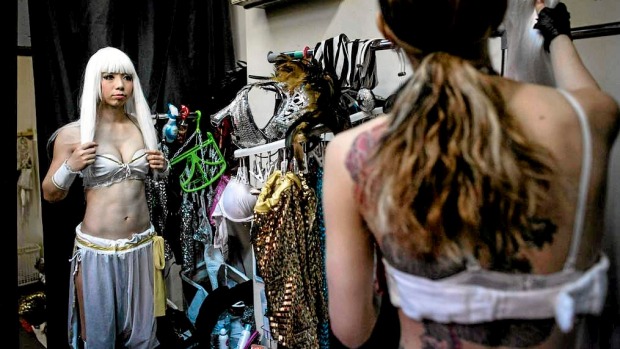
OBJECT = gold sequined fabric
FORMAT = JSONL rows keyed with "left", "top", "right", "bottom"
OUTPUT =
{"left": 251, "top": 170, "right": 326, "bottom": 348}
{"left": 18, "top": 291, "right": 46, "bottom": 326}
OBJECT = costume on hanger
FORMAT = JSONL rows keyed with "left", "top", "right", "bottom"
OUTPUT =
{"left": 309, "top": 165, "right": 330, "bottom": 349}
{"left": 210, "top": 55, "right": 350, "bottom": 151}
{"left": 17, "top": 135, "right": 34, "bottom": 227}
{"left": 251, "top": 170, "right": 326, "bottom": 348}
{"left": 212, "top": 176, "right": 257, "bottom": 277}
{"left": 144, "top": 142, "right": 182, "bottom": 308}
{"left": 169, "top": 111, "right": 226, "bottom": 274}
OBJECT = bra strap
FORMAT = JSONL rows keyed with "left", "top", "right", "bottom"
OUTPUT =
{"left": 557, "top": 89, "right": 593, "bottom": 271}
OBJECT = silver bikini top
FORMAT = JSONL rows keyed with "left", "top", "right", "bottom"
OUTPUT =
{"left": 210, "top": 80, "right": 311, "bottom": 149}
{"left": 81, "top": 149, "right": 150, "bottom": 188}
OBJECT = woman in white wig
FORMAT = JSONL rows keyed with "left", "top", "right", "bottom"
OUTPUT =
{"left": 42, "top": 46, "right": 169, "bottom": 349}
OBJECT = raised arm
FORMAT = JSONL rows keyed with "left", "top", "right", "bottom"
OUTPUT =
{"left": 548, "top": 34, "right": 599, "bottom": 91}
{"left": 534, "top": 0, "right": 619, "bottom": 146}
{"left": 534, "top": 0, "right": 599, "bottom": 91}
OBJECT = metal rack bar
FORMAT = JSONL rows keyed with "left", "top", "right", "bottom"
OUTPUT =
{"left": 267, "top": 39, "right": 394, "bottom": 63}
{"left": 571, "top": 21, "right": 620, "bottom": 40}
{"left": 267, "top": 21, "right": 620, "bottom": 63}
{"left": 152, "top": 111, "right": 200, "bottom": 120}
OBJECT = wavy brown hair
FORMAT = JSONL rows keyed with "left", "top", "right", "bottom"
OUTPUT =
{"left": 359, "top": 52, "right": 555, "bottom": 268}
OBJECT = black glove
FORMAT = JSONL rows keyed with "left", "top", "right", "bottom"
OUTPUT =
{"left": 533, "top": 2, "right": 572, "bottom": 52}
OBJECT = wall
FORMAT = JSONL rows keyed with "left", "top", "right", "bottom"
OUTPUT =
{"left": 17, "top": 0, "right": 41, "bottom": 241}
{"left": 17, "top": 54, "right": 44, "bottom": 292}
{"left": 17, "top": 56, "right": 44, "bottom": 250}
{"left": 233, "top": 0, "right": 620, "bottom": 105}
{"left": 234, "top": 0, "right": 418, "bottom": 99}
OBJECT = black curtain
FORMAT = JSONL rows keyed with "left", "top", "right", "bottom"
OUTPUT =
{"left": 28, "top": 1, "right": 236, "bottom": 348}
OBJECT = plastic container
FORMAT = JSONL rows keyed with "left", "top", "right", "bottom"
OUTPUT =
{"left": 237, "top": 324, "right": 252, "bottom": 349}
{"left": 213, "top": 312, "right": 231, "bottom": 349}
{"left": 218, "top": 328, "right": 229, "bottom": 349}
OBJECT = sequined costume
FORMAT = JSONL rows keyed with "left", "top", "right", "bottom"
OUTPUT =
{"left": 169, "top": 127, "right": 222, "bottom": 275}
{"left": 145, "top": 173, "right": 173, "bottom": 260}
{"left": 251, "top": 170, "right": 325, "bottom": 348}
{"left": 210, "top": 56, "right": 350, "bottom": 151}
{"left": 210, "top": 79, "right": 313, "bottom": 149}
{"left": 310, "top": 166, "right": 330, "bottom": 349}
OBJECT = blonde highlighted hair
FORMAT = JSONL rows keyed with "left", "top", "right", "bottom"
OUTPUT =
{"left": 359, "top": 52, "right": 554, "bottom": 266}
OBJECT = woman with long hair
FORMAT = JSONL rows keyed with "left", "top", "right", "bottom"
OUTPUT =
{"left": 323, "top": 1, "right": 619, "bottom": 348}
{"left": 42, "top": 46, "right": 169, "bottom": 348}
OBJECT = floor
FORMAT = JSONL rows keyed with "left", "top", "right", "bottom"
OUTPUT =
{"left": 17, "top": 282, "right": 47, "bottom": 349}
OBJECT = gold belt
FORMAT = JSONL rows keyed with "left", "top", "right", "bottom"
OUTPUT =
{"left": 75, "top": 232, "right": 167, "bottom": 317}
{"left": 75, "top": 233, "right": 155, "bottom": 252}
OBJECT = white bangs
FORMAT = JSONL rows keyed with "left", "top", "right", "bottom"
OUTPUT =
{"left": 93, "top": 47, "right": 137, "bottom": 76}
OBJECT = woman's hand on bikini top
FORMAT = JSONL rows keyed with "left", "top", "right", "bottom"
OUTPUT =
{"left": 146, "top": 150, "right": 168, "bottom": 171}
{"left": 66, "top": 142, "right": 97, "bottom": 172}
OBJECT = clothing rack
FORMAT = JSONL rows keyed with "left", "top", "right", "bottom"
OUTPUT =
{"left": 233, "top": 107, "right": 383, "bottom": 158}
{"left": 267, "top": 39, "right": 395, "bottom": 63}
{"left": 266, "top": 21, "right": 620, "bottom": 63}
{"left": 571, "top": 21, "right": 620, "bottom": 40}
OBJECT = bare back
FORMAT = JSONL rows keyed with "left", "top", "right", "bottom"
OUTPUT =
{"left": 325, "top": 3, "right": 620, "bottom": 349}
{"left": 391, "top": 79, "right": 618, "bottom": 349}
{"left": 324, "top": 77, "right": 619, "bottom": 349}
{"left": 500, "top": 78, "right": 617, "bottom": 272}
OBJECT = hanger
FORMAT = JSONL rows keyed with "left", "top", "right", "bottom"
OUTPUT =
{"left": 307, "top": 140, "right": 327, "bottom": 168}
{"left": 235, "top": 157, "right": 250, "bottom": 185}
{"left": 280, "top": 147, "right": 289, "bottom": 173}
{"left": 382, "top": 48, "right": 409, "bottom": 114}
{"left": 170, "top": 110, "right": 227, "bottom": 192}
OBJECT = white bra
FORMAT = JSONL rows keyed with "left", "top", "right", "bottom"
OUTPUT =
{"left": 383, "top": 90, "right": 609, "bottom": 333}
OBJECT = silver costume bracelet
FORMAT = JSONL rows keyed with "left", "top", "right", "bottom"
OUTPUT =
{"left": 51, "top": 160, "right": 80, "bottom": 190}
{"left": 153, "top": 158, "right": 170, "bottom": 180}
{"left": 161, "top": 159, "right": 171, "bottom": 177}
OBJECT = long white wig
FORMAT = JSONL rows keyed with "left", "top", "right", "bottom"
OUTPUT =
{"left": 76, "top": 46, "right": 159, "bottom": 149}
{"left": 502, "top": 0, "right": 559, "bottom": 86}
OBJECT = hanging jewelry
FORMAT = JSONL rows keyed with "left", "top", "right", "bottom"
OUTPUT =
{"left": 356, "top": 39, "right": 379, "bottom": 113}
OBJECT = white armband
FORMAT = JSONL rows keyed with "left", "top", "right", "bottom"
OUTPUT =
{"left": 52, "top": 160, "right": 80, "bottom": 190}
